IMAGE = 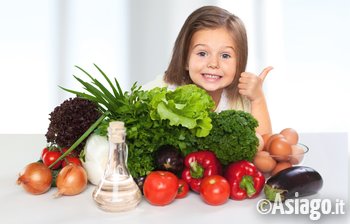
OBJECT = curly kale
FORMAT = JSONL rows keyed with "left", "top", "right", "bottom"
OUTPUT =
{"left": 46, "top": 97, "right": 102, "bottom": 151}
{"left": 196, "top": 110, "right": 259, "bottom": 165}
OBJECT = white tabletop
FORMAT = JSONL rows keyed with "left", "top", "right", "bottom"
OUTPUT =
{"left": 0, "top": 133, "right": 349, "bottom": 224}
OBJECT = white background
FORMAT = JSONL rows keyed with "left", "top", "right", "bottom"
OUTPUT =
{"left": 0, "top": 0, "right": 349, "bottom": 144}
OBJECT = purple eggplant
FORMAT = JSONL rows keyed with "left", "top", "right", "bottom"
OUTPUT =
{"left": 134, "top": 175, "right": 146, "bottom": 194}
{"left": 154, "top": 145, "right": 183, "bottom": 176}
{"left": 264, "top": 166, "right": 323, "bottom": 202}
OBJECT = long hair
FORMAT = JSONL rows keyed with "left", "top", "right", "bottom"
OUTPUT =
{"left": 164, "top": 5, "right": 248, "bottom": 98}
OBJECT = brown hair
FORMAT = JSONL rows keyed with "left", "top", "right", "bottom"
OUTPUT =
{"left": 164, "top": 5, "right": 248, "bottom": 98}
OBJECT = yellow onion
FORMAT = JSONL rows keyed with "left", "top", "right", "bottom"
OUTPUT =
{"left": 17, "top": 162, "right": 52, "bottom": 195}
{"left": 54, "top": 163, "right": 87, "bottom": 197}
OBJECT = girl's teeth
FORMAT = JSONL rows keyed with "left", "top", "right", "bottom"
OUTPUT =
{"left": 204, "top": 73, "right": 220, "bottom": 79}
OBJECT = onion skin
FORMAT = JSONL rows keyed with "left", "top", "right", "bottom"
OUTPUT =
{"left": 17, "top": 162, "right": 52, "bottom": 195}
{"left": 55, "top": 164, "right": 88, "bottom": 197}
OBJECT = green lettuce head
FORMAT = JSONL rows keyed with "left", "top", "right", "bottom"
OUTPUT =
{"left": 148, "top": 84, "right": 214, "bottom": 137}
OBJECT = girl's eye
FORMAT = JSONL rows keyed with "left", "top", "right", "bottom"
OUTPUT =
{"left": 197, "top": 51, "right": 207, "bottom": 57}
{"left": 221, "top": 53, "right": 231, "bottom": 59}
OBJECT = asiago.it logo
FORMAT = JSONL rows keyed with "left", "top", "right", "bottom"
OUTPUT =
{"left": 256, "top": 192, "right": 346, "bottom": 221}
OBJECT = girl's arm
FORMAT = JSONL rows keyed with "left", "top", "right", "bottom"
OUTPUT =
{"left": 238, "top": 67, "right": 273, "bottom": 135}
{"left": 250, "top": 94, "right": 272, "bottom": 135}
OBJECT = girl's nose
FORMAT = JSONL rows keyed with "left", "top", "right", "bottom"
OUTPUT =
{"left": 207, "top": 57, "right": 219, "bottom": 69}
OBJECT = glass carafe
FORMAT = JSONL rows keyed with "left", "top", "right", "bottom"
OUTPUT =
{"left": 92, "top": 121, "right": 141, "bottom": 212}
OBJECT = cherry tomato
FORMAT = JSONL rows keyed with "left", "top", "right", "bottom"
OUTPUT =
{"left": 62, "top": 157, "right": 82, "bottom": 167}
{"left": 41, "top": 147, "right": 49, "bottom": 160}
{"left": 42, "top": 151, "right": 62, "bottom": 169}
{"left": 143, "top": 171, "right": 179, "bottom": 206}
{"left": 176, "top": 179, "right": 189, "bottom": 199}
{"left": 200, "top": 175, "right": 230, "bottom": 206}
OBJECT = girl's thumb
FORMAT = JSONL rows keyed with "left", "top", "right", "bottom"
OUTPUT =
{"left": 259, "top": 66, "right": 274, "bottom": 82}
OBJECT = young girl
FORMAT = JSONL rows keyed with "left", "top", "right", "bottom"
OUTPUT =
{"left": 144, "top": 6, "right": 272, "bottom": 135}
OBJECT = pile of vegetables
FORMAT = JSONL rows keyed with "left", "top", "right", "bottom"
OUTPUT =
{"left": 16, "top": 64, "right": 324, "bottom": 209}
{"left": 17, "top": 97, "right": 100, "bottom": 197}
{"left": 143, "top": 153, "right": 266, "bottom": 206}
{"left": 61, "top": 64, "right": 259, "bottom": 178}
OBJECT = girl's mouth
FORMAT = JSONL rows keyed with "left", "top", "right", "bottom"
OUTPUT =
{"left": 202, "top": 73, "right": 222, "bottom": 80}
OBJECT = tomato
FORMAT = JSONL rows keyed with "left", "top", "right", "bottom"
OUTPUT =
{"left": 200, "top": 175, "right": 230, "bottom": 206}
{"left": 62, "top": 157, "right": 82, "bottom": 167}
{"left": 42, "top": 151, "right": 62, "bottom": 169}
{"left": 176, "top": 179, "right": 189, "bottom": 199}
{"left": 143, "top": 171, "right": 179, "bottom": 206}
{"left": 41, "top": 147, "right": 49, "bottom": 160}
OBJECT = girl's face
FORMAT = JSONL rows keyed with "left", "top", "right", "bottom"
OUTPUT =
{"left": 187, "top": 27, "right": 237, "bottom": 98}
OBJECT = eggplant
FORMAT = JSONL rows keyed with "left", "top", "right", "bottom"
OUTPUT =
{"left": 264, "top": 166, "right": 323, "bottom": 202}
{"left": 134, "top": 175, "right": 146, "bottom": 194}
{"left": 154, "top": 145, "right": 183, "bottom": 176}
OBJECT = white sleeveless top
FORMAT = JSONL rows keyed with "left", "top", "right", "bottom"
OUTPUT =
{"left": 142, "top": 75, "right": 251, "bottom": 113}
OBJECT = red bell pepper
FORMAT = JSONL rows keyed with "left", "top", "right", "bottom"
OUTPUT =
{"left": 181, "top": 150, "right": 222, "bottom": 193}
{"left": 224, "top": 160, "right": 265, "bottom": 200}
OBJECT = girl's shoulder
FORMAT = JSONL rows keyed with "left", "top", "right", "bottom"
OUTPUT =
{"left": 141, "top": 75, "right": 168, "bottom": 90}
{"left": 142, "top": 75, "right": 178, "bottom": 91}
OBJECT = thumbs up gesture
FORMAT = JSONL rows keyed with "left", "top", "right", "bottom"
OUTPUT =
{"left": 238, "top": 66, "right": 273, "bottom": 101}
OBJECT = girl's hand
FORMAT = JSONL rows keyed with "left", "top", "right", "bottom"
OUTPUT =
{"left": 238, "top": 66, "right": 273, "bottom": 101}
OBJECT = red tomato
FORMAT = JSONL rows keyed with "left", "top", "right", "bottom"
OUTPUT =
{"left": 176, "top": 179, "right": 189, "bottom": 199}
{"left": 62, "top": 157, "right": 82, "bottom": 167}
{"left": 200, "top": 175, "right": 230, "bottom": 206}
{"left": 143, "top": 171, "right": 179, "bottom": 206}
{"left": 41, "top": 147, "right": 49, "bottom": 160}
{"left": 42, "top": 151, "right": 62, "bottom": 169}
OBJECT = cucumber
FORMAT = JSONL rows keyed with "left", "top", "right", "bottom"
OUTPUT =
{"left": 264, "top": 166, "right": 323, "bottom": 202}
